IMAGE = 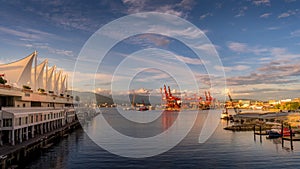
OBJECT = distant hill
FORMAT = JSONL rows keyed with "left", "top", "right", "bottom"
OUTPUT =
{"left": 69, "top": 90, "right": 114, "bottom": 106}
{"left": 109, "top": 94, "right": 162, "bottom": 106}
{"left": 69, "top": 90, "right": 162, "bottom": 106}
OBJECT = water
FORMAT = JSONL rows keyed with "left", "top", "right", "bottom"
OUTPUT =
{"left": 26, "top": 108, "right": 300, "bottom": 168}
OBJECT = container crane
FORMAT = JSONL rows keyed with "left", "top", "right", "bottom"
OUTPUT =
{"left": 228, "top": 92, "right": 238, "bottom": 114}
{"left": 162, "top": 85, "right": 181, "bottom": 110}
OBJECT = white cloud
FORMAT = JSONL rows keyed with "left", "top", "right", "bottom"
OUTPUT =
{"left": 267, "top": 26, "right": 280, "bottom": 30}
{"left": 176, "top": 55, "right": 204, "bottom": 65}
{"left": 194, "top": 43, "right": 219, "bottom": 56}
{"left": 122, "top": 0, "right": 195, "bottom": 18}
{"left": 200, "top": 13, "right": 213, "bottom": 20}
{"left": 227, "top": 41, "right": 268, "bottom": 55}
{"left": 278, "top": 9, "right": 299, "bottom": 18}
{"left": 23, "top": 43, "right": 74, "bottom": 57}
{"left": 253, "top": 0, "right": 270, "bottom": 6}
{"left": 0, "top": 26, "right": 52, "bottom": 40}
{"left": 95, "top": 88, "right": 111, "bottom": 95}
{"left": 215, "top": 65, "right": 250, "bottom": 72}
{"left": 278, "top": 13, "right": 290, "bottom": 18}
{"left": 235, "top": 6, "right": 248, "bottom": 17}
{"left": 227, "top": 42, "right": 248, "bottom": 53}
{"left": 291, "top": 29, "right": 300, "bottom": 37}
{"left": 260, "top": 13, "right": 271, "bottom": 18}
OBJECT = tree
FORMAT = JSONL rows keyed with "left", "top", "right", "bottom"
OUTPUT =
{"left": 38, "top": 88, "right": 45, "bottom": 93}
{"left": 22, "top": 85, "right": 31, "bottom": 90}
{"left": 274, "top": 104, "right": 280, "bottom": 109}
{"left": 290, "top": 102, "right": 299, "bottom": 110}
{"left": 0, "top": 77, "right": 7, "bottom": 84}
{"left": 75, "top": 96, "right": 80, "bottom": 102}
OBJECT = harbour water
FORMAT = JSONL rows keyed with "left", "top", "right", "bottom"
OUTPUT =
{"left": 25, "top": 108, "right": 300, "bottom": 169}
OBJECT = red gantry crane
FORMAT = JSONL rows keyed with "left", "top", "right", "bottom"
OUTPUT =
{"left": 162, "top": 85, "right": 181, "bottom": 111}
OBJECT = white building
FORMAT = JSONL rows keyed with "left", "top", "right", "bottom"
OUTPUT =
{"left": 0, "top": 51, "right": 75, "bottom": 146}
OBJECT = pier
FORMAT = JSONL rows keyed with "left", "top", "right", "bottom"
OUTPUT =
{"left": 0, "top": 120, "right": 81, "bottom": 169}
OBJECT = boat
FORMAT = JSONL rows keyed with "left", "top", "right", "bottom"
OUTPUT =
{"left": 282, "top": 127, "right": 295, "bottom": 137}
{"left": 266, "top": 127, "right": 295, "bottom": 139}
{"left": 138, "top": 106, "right": 149, "bottom": 111}
{"left": 267, "top": 129, "right": 282, "bottom": 138}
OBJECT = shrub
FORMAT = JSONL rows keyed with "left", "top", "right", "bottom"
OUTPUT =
{"left": 38, "top": 88, "right": 45, "bottom": 93}
{"left": 0, "top": 77, "right": 7, "bottom": 84}
{"left": 23, "top": 85, "right": 31, "bottom": 90}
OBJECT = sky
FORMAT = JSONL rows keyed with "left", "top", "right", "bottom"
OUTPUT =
{"left": 0, "top": 0, "right": 300, "bottom": 101}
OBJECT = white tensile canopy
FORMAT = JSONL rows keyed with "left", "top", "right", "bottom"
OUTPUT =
{"left": 54, "top": 70, "right": 62, "bottom": 95}
{"left": 61, "top": 74, "right": 67, "bottom": 94}
{"left": 0, "top": 51, "right": 36, "bottom": 88}
{"left": 32, "top": 59, "right": 48, "bottom": 90}
{"left": 46, "top": 65, "right": 56, "bottom": 92}
{"left": 0, "top": 51, "right": 68, "bottom": 93}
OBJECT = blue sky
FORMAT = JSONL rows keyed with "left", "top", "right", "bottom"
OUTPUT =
{"left": 0, "top": 0, "right": 300, "bottom": 100}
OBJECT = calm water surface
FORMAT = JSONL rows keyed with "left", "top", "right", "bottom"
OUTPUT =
{"left": 26, "top": 108, "right": 300, "bottom": 169}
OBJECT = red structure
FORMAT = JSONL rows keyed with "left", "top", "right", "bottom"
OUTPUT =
{"left": 162, "top": 85, "right": 181, "bottom": 110}
{"left": 199, "top": 91, "right": 214, "bottom": 109}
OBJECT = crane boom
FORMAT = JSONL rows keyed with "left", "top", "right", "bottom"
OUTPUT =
{"left": 164, "top": 85, "right": 169, "bottom": 99}
{"left": 228, "top": 92, "right": 238, "bottom": 114}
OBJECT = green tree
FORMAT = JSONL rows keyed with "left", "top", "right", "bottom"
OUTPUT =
{"left": 0, "top": 77, "right": 7, "bottom": 84}
{"left": 290, "top": 102, "right": 299, "bottom": 110}
{"left": 75, "top": 96, "right": 80, "bottom": 102}
{"left": 274, "top": 104, "right": 280, "bottom": 109}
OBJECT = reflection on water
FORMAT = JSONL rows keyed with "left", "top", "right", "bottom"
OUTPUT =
{"left": 161, "top": 111, "right": 178, "bottom": 131}
{"left": 26, "top": 108, "right": 300, "bottom": 169}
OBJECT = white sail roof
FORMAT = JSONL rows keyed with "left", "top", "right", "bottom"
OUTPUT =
{"left": 0, "top": 51, "right": 68, "bottom": 93}
{"left": 61, "top": 74, "right": 67, "bottom": 94}
{"left": 46, "top": 66, "right": 56, "bottom": 92}
{"left": 0, "top": 51, "right": 36, "bottom": 87}
{"left": 32, "top": 59, "right": 47, "bottom": 90}
{"left": 54, "top": 70, "right": 62, "bottom": 94}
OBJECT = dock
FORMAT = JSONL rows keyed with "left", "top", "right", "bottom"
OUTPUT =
{"left": 0, "top": 120, "right": 81, "bottom": 169}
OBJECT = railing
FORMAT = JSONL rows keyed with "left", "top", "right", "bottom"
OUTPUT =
{"left": 0, "top": 85, "right": 73, "bottom": 100}
{"left": 2, "top": 107, "right": 75, "bottom": 113}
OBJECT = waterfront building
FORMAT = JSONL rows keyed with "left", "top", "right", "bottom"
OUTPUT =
{"left": 0, "top": 51, "right": 75, "bottom": 146}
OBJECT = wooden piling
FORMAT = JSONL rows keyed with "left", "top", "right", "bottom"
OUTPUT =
{"left": 289, "top": 125, "right": 293, "bottom": 150}
{"left": 253, "top": 125, "right": 256, "bottom": 141}
{"left": 259, "top": 125, "right": 262, "bottom": 135}
{"left": 281, "top": 122, "right": 284, "bottom": 147}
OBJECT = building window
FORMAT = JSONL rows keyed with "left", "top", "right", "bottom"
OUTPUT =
{"left": 23, "top": 103, "right": 26, "bottom": 107}
{"left": 25, "top": 117, "right": 28, "bottom": 124}
{"left": 19, "top": 117, "right": 21, "bottom": 125}
{"left": 3, "top": 119, "right": 12, "bottom": 127}
{"left": 44, "top": 114, "right": 46, "bottom": 120}
{"left": 31, "top": 116, "right": 33, "bottom": 123}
